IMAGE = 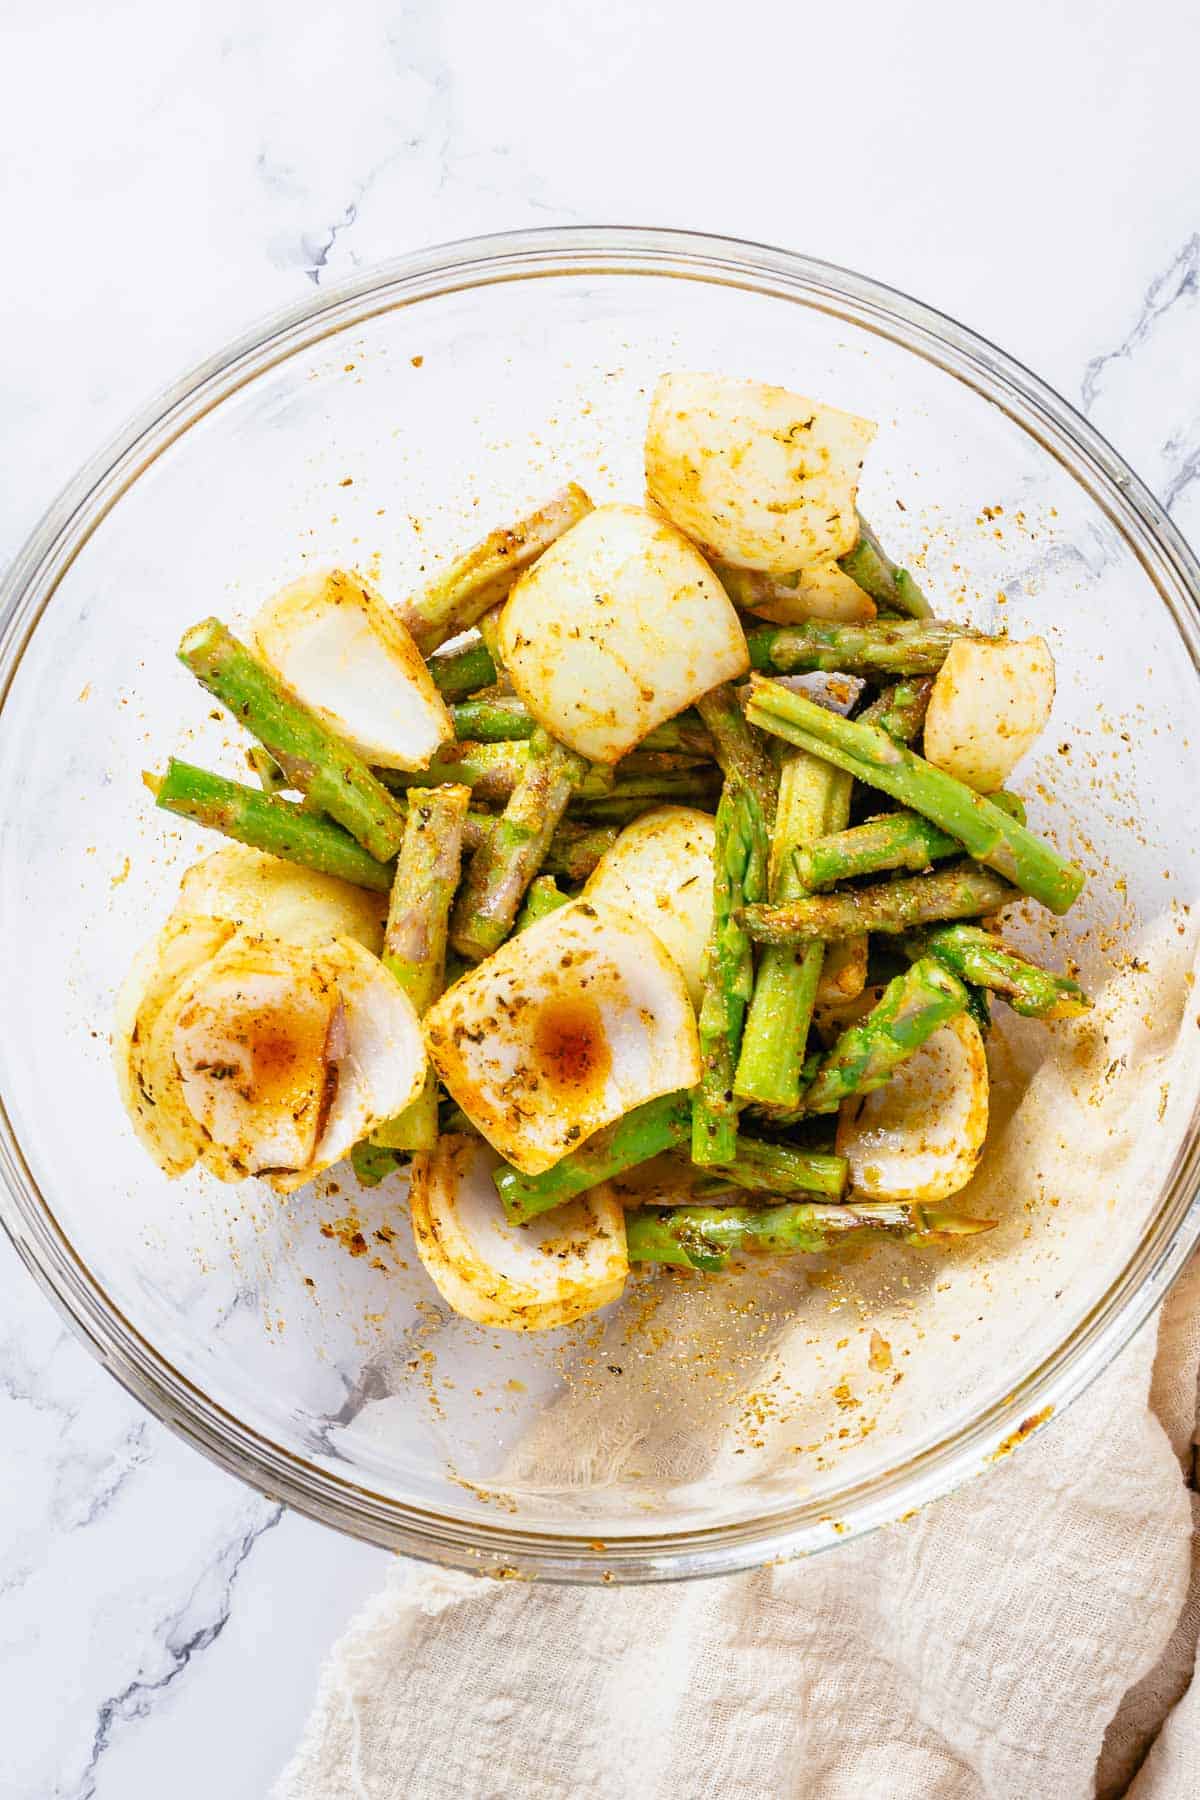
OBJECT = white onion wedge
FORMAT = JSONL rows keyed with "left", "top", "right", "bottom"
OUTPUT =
{"left": 836, "top": 1012, "right": 988, "bottom": 1201}
{"left": 174, "top": 845, "right": 386, "bottom": 953}
{"left": 266, "top": 937, "right": 427, "bottom": 1193}
{"left": 250, "top": 569, "right": 452, "bottom": 770}
{"left": 424, "top": 899, "right": 701, "bottom": 1175}
{"left": 173, "top": 938, "right": 341, "bottom": 1176}
{"left": 113, "top": 914, "right": 238, "bottom": 1176}
{"left": 645, "top": 372, "right": 876, "bottom": 575}
{"left": 583, "top": 805, "right": 715, "bottom": 1009}
{"left": 497, "top": 504, "right": 747, "bottom": 764}
{"left": 923, "top": 636, "right": 1055, "bottom": 792}
{"left": 409, "top": 1135, "right": 628, "bottom": 1330}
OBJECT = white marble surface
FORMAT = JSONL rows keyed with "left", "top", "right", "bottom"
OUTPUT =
{"left": 2, "top": 2, "right": 1200, "bottom": 1793}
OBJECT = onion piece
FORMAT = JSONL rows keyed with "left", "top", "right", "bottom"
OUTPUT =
{"left": 113, "top": 915, "right": 238, "bottom": 1176}
{"left": 174, "top": 845, "right": 386, "bottom": 953}
{"left": 497, "top": 504, "right": 747, "bottom": 765}
{"left": 836, "top": 1012, "right": 988, "bottom": 1201}
{"left": 424, "top": 898, "right": 701, "bottom": 1175}
{"left": 923, "top": 636, "right": 1055, "bottom": 792}
{"left": 582, "top": 805, "right": 715, "bottom": 1009}
{"left": 645, "top": 371, "right": 876, "bottom": 575}
{"left": 410, "top": 1134, "right": 628, "bottom": 1330}
{"left": 250, "top": 569, "right": 452, "bottom": 770}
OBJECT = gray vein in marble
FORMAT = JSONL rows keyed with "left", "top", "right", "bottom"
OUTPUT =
{"left": 63, "top": 1503, "right": 284, "bottom": 1800}
{"left": 1160, "top": 434, "right": 1200, "bottom": 514}
{"left": 1080, "top": 233, "right": 1200, "bottom": 415}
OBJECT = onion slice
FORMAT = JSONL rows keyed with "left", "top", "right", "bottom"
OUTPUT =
{"left": 410, "top": 1134, "right": 628, "bottom": 1330}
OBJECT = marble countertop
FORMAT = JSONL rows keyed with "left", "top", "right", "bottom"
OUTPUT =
{"left": 3, "top": 3, "right": 1199, "bottom": 1794}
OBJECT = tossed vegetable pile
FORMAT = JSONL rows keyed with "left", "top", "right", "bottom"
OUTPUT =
{"left": 116, "top": 371, "right": 1089, "bottom": 1331}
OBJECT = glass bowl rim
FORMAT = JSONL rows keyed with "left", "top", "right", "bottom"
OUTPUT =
{"left": 2, "top": 223, "right": 1199, "bottom": 1584}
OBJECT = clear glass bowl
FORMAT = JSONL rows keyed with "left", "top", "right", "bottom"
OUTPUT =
{"left": 2, "top": 227, "right": 1199, "bottom": 1583}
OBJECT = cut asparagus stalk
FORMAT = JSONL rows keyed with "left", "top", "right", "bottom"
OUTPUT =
{"left": 837, "top": 514, "right": 932, "bottom": 618}
{"left": 400, "top": 484, "right": 593, "bottom": 654}
{"left": 733, "top": 749, "right": 850, "bottom": 1109}
{"left": 746, "top": 617, "right": 973, "bottom": 678}
{"left": 797, "top": 793, "right": 1026, "bottom": 889}
{"left": 494, "top": 1092, "right": 693, "bottom": 1223}
{"left": 450, "top": 694, "right": 715, "bottom": 756}
{"left": 798, "top": 811, "right": 961, "bottom": 886}
{"left": 177, "top": 618, "right": 406, "bottom": 861}
{"left": 569, "top": 771, "right": 723, "bottom": 819}
{"left": 351, "top": 1139, "right": 404, "bottom": 1186}
{"left": 627, "top": 1199, "right": 994, "bottom": 1271}
{"left": 692, "top": 783, "right": 768, "bottom": 1165}
{"left": 449, "top": 727, "right": 586, "bottom": 960}
{"left": 382, "top": 740, "right": 530, "bottom": 805}
{"left": 745, "top": 677, "right": 1084, "bottom": 913}
{"left": 695, "top": 683, "right": 778, "bottom": 823}
{"left": 427, "top": 637, "right": 497, "bottom": 700}
{"left": 372, "top": 784, "right": 471, "bottom": 1151}
{"left": 150, "top": 761, "right": 394, "bottom": 891}
{"left": 515, "top": 875, "right": 569, "bottom": 932}
{"left": 540, "top": 822, "right": 620, "bottom": 883}
{"left": 703, "top": 1137, "right": 847, "bottom": 1199}
{"left": 744, "top": 861, "right": 1017, "bottom": 944}
{"left": 904, "top": 923, "right": 1091, "bottom": 1019}
{"left": 855, "top": 677, "right": 934, "bottom": 744}
{"left": 802, "top": 957, "right": 967, "bottom": 1114}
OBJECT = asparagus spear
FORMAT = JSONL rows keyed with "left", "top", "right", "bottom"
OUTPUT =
{"left": 797, "top": 791, "right": 1026, "bottom": 889}
{"left": 177, "top": 618, "right": 406, "bottom": 862}
{"left": 692, "top": 783, "right": 768, "bottom": 1165}
{"left": 746, "top": 617, "right": 973, "bottom": 678}
{"left": 855, "top": 677, "right": 934, "bottom": 744}
{"left": 515, "top": 875, "right": 569, "bottom": 932}
{"left": 837, "top": 514, "right": 932, "bottom": 618}
{"left": 382, "top": 740, "right": 530, "bottom": 805}
{"left": 450, "top": 727, "right": 586, "bottom": 960}
{"left": 704, "top": 1137, "right": 847, "bottom": 1199}
{"left": 400, "top": 484, "right": 592, "bottom": 653}
{"left": 744, "top": 861, "right": 1017, "bottom": 944}
{"left": 450, "top": 696, "right": 715, "bottom": 755}
{"left": 694, "top": 683, "right": 779, "bottom": 823}
{"left": 627, "top": 1199, "right": 995, "bottom": 1271}
{"left": 372, "top": 785, "right": 471, "bottom": 1151}
{"left": 570, "top": 771, "right": 723, "bottom": 820}
{"left": 540, "top": 822, "right": 620, "bottom": 883}
{"left": 802, "top": 957, "right": 967, "bottom": 1114}
{"left": 745, "top": 677, "right": 1084, "bottom": 913}
{"left": 905, "top": 923, "right": 1090, "bottom": 1019}
{"left": 428, "top": 637, "right": 497, "bottom": 699}
{"left": 494, "top": 1092, "right": 693, "bottom": 1223}
{"left": 149, "top": 761, "right": 394, "bottom": 891}
{"left": 797, "top": 811, "right": 962, "bottom": 887}
{"left": 350, "top": 1140, "right": 404, "bottom": 1187}
{"left": 733, "top": 749, "right": 850, "bottom": 1109}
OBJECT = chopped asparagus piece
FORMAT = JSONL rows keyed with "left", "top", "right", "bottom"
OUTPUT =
{"left": 745, "top": 677, "right": 1084, "bottom": 913}
{"left": 694, "top": 683, "right": 778, "bottom": 823}
{"left": 734, "top": 749, "right": 850, "bottom": 1109}
{"left": 744, "top": 861, "right": 1017, "bottom": 944}
{"left": 150, "top": 760, "right": 393, "bottom": 891}
{"left": 372, "top": 784, "right": 471, "bottom": 1151}
{"left": 494, "top": 1092, "right": 693, "bottom": 1223}
{"left": 856, "top": 677, "right": 934, "bottom": 743}
{"left": 746, "top": 617, "right": 973, "bottom": 678}
{"left": 692, "top": 783, "right": 768, "bottom": 1165}
{"left": 449, "top": 727, "right": 586, "bottom": 960}
{"left": 428, "top": 637, "right": 497, "bottom": 699}
{"left": 837, "top": 513, "right": 932, "bottom": 617}
{"left": 177, "top": 618, "right": 406, "bottom": 861}
{"left": 351, "top": 1140, "right": 405, "bottom": 1186}
{"left": 904, "top": 923, "right": 1090, "bottom": 1019}
{"left": 400, "top": 484, "right": 593, "bottom": 653}
{"left": 627, "top": 1199, "right": 994, "bottom": 1271}
{"left": 803, "top": 957, "right": 967, "bottom": 1114}
{"left": 515, "top": 875, "right": 570, "bottom": 932}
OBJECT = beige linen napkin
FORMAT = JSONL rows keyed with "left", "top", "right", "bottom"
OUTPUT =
{"left": 273, "top": 1259, "right": 1199, "bottom": 1800}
